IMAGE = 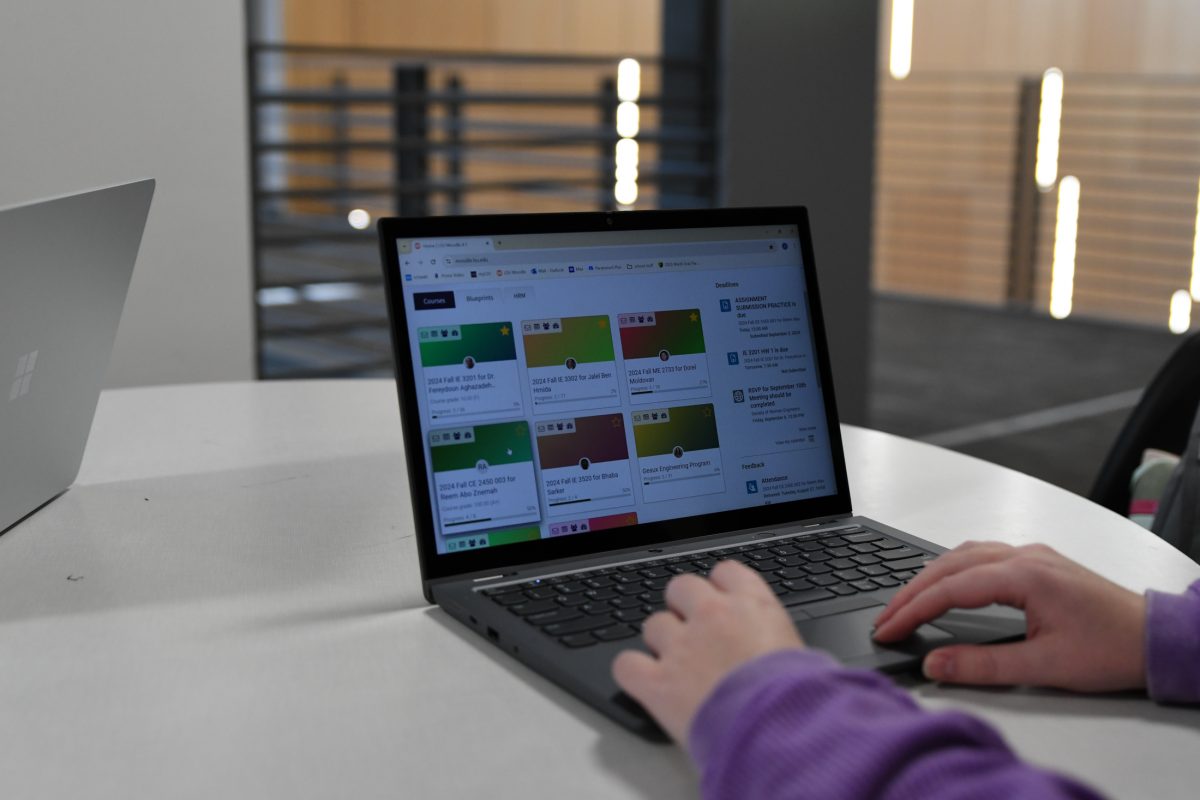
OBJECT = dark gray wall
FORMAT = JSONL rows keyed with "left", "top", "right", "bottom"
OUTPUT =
{"left": 720, "top": 0, "right": 878, "bottom": 424}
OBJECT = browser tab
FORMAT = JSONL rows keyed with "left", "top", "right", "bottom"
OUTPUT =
{"left": 398, "top": 236, "right": 494, "bottom": 255}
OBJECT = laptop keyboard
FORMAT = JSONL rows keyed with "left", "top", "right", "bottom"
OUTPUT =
{"left": 481, "top": 525, "right": 933, "bottom": 649}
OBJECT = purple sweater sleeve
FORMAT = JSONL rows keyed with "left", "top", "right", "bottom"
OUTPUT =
{"left": 1146, "top": 579, "right": 1200, "bottom": 704}
{"left": 688, "top": 649, "right": 1102, "bottom": 800}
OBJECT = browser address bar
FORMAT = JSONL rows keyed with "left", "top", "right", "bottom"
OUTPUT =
{"left": 444, "top": 240, "right": 781, "bottom": 267}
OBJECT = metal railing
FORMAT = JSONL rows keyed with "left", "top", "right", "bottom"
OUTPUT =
{"left": 245, "top": 41, "right": 719, "bottom": 378}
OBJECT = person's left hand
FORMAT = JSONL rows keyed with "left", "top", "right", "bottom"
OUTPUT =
{"left": 612, "top": 560, "right": 805, "bottom": 744}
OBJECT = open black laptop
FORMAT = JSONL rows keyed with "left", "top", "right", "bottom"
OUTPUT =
{"left": 378, "top": 207, "right": 1024, "bottom": 738}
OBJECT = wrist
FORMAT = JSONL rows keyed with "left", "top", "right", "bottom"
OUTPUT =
{"left": 1145, "top": 586, "right": 1200, "bottom": 704}
{"left": 1125, "top": 591, "right": 1149, "bottom": 689}
{"left": 688, "top": 648, "right": 835, "bottom": 768}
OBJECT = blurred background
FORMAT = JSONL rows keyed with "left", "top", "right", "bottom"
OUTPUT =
{"left": 3, "top": 0, "right": 1200, "bottom": 503}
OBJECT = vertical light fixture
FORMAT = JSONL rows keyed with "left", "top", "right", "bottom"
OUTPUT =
{"left": 615, "top": 58, "right": 641, "bottom": 207}
{"left": 1035, "top": 68, "right": 1064, "bottom": 190}
{"left": 1049, "top": 175, "right": 1081, "bottom": 319}
{"left": 889, "top": 0, "right": 914, "bottom": 80}
{"left": 1190, "top": 176, "right": 1200, "bottom": 301}
{"left": 1169, "top": 289, "right": 1193, "bottom": 334}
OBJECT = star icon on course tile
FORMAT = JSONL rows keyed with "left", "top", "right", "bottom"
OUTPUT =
{"left": 500, "top": 325, "right": 510, "bottom": 336}
{"left": 689, "top": 312, "right": 698, "bottom": 322}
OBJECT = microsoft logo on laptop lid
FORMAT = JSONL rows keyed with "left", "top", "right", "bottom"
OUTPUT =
{"left": 9, "top": 350, "right": 37, "bottom": 401}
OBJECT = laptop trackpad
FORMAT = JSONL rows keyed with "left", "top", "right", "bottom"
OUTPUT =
{"left": 794, "top": 607, "right": 953, "bottom": 659}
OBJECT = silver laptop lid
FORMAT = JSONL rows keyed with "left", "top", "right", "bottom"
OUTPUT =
{"left": 0, "top": 179, "right": 155, "bottom": 534}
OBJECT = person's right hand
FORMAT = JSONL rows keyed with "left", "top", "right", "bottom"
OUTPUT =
{"left": 872, "top": 541, "right": 1147, "bottom": 692}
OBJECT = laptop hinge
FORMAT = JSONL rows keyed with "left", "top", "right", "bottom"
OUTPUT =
{"left": 447, "top": 516, "right": 863, "bottom": 594}
{"left": 800, "top": 513, "right": 854, "bottom": 529}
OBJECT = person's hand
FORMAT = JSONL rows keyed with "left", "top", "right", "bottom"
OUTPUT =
{"left": 612, "top": 560, "right": 804, "bottom": 744}
{"left": 873, "top": 541, "right": 1147, "bottom": 692}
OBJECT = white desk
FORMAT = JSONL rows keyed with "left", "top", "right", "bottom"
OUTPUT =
{"left": 2, "top": 380, "right": 1198, "bottom": 799}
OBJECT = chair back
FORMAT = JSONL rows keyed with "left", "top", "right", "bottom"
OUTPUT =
{"left": 1089, "top": 332, "right": 1200, "bottom": 515}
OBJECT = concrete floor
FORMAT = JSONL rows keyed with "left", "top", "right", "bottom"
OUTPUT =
{"left": 869, "top": 295, "right": 1182, "bottom": 498}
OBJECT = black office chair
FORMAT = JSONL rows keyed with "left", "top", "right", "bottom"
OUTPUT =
{"left": 1089, "top": 331, "right": 1200, "bottom": 515}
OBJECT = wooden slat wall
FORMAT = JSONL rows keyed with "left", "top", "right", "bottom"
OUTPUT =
{"left": 873, "top": 76, "right": 1019, "bottom": 304}
{"left": 1032, "top": 78, "right": 1200, "bottom": 328}
{"left": 875, "top": 72, "right": 1200, "bottom": 332}
{"left": 887, "top": 0, "right": 1200, "bottom": 77}
{"left": 874, "top": 0, "right": 1200, "bottom": 331}
{"left": 284, "top": 0, "right": 660, "bottom": 56}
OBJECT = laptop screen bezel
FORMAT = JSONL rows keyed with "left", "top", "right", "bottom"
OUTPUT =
{"left": 378, "top": 207, "right": 853, "bottom": 585}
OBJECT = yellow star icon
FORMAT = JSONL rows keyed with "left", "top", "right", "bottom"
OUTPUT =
{"left": 689, "top": 312, "right": 698, "bottom": 322}
{"left": 500, "top": 325, "right": 510, "bottom": 336}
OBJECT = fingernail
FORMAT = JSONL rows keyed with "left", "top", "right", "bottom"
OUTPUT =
{"left": 923, "top": 653, "right": 953, "bottom": 681}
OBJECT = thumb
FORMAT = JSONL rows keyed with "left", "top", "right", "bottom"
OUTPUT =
{"left": 612, "top": 649, "right": 660, "bottom": 697}
{"left": 923, "top": 642, "right": 1040, "bottom": 686}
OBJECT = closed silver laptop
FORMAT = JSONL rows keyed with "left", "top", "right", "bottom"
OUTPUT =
{"left": 0, "top": 179, "right": 155, "bottom": 535}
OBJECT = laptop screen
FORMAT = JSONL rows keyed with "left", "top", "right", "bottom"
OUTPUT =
{"left": 386, "top": 214, "right": 845, "bottom": 565}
